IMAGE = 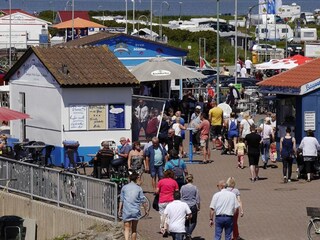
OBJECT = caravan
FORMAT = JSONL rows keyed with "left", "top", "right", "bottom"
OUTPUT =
{"left": 293, "top": 28, "right": 318, "bottom": 42}
{"left": 255, "top": 24, "right": 293, "bottom": 41}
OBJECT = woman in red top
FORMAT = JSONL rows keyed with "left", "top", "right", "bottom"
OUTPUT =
{"left": 156, "top": 170, "right": 179, "bottom": 237}
{"left": 197, "top": 112, "right": 211, "bottom": 164}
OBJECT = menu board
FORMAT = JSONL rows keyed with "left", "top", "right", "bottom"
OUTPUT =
{"left": 69, "top": 105, "right": 87, "bottom": 130}
{"left": 88, "top": 105, "right": 106, "bottom": 130}
{"left": 304, "top": 111, "right": 316, "bottom": 131}
{"left": 108, "top": 104, "right": 125, "bottom": 129}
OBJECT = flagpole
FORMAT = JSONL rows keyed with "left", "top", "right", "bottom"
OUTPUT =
{"left": 133, "top": 0, "right": 135, "bottom": 31}
{"left": 150, "top": 0, "right": 153, "bottom": 40}
{"left": 126, "top": 0, "right": 128, "bottom": 34}
{"left": 9, "top": 0, "right": 12, "bottom": 68}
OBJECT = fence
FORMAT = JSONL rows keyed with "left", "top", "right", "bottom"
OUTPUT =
{"left": 0, "top": 157, "right": 118, "bottom": 222}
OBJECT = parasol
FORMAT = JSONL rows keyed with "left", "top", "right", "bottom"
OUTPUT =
{"left": 0, "top": 107, "right": 30, "bottom": 121}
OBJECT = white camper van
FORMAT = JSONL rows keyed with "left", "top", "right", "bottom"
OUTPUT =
{"left": 255, "top": 24, "right": 293, "bottom": 41}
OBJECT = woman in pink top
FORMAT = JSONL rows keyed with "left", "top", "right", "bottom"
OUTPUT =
{"left": 156, "top": 169, "right": 179, "bottom": 237}
{"left": 197, "top": 112, "right": 211, "bottom": 164}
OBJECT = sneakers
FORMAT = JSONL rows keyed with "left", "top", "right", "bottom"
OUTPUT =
{"left": 288, "top": 179, "right": 291, "bottom": 182}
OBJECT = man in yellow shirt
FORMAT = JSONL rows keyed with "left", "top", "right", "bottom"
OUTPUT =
{"left": 208, "top": 102, "right": 224, "bottom": 150}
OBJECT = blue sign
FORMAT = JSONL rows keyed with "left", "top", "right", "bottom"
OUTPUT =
{"left": 108, "top": 104, "right": 125, "bottom": 129}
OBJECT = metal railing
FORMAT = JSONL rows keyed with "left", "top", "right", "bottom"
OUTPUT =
{"left": 0, "top": 157, "right": 118, "bottom": 222}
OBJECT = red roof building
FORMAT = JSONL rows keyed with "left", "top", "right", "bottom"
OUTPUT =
{"left": 55, "top": 11, "right": 90, "bottom": 23}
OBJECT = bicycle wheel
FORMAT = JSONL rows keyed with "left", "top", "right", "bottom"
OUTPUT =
{"left": 307, "top": 218, "right": 320, "bottom": 240}
{"left": 140, "top": 195, "right": 151, "bottom": 219}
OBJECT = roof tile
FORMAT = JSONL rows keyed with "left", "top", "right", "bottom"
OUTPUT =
{"left": 31, "top": 45, "right": 139, "bottom": 87}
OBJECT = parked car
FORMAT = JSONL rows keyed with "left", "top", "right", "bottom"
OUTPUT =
{"left": 251, "top": 44, "right": 273, "bottom": 52}
{"left": 202, "top": 75, "right": 231, "bottom": 86}
{"left": 196, "top": 68, "right": 217, "bottom": 76}
{"left": 284, "top": 44, "right": 304, "bottom": 57}
{"left": 220, "top": 77, "right": 258, "bottom": 88}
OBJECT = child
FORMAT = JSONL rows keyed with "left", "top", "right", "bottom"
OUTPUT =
{"left": 235, "top": 138, "right": 246, "bottom": 169}
{"left": 270, "top": 142, "right": 277, "bottom": 163}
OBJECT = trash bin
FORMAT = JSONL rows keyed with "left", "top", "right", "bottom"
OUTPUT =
{"left": 0, "top": 215, "right": 25, "bottom": 240}
{"left": 63, "top": 140, "right": 80, "bottom": 170}
{"left": 252, "top": 52, "right": 258, "bottom": 64}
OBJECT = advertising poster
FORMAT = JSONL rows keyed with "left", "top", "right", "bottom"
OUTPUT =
{"left": 108, "top": 104, "right": 125, "bottom": 129}
{"left": 132, "top": 96, "right": 166, "bottom": 142}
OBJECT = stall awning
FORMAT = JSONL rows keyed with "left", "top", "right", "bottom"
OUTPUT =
{"left": 51, "top": 18, "right": 105, "bottom": 29}
{"left": 257, "top": 58, "right": 320, "bottom": 95}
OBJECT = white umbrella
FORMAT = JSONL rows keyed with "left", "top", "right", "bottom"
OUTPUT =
{"left": 218, "top": 102, "right": 232, "bottom": 119}
{"left": 130, "top": 56, "right": 206, "bottom": 82}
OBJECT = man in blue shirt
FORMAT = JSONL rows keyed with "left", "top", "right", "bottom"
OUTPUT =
{"left": 145, "top": 137, "right": 168, "bottom": 192}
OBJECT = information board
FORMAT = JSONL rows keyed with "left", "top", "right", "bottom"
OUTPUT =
{"left": 88, "top": 105, "right": 106, "bottom": 130}
{"left": 304, "top": 111, "right": 316, "bottom": 131}
{"left": 108, "top": 104, "right": 125, "bottom": 129}
{"left": 69, "top": 105, "right": 87, "bottom": 130}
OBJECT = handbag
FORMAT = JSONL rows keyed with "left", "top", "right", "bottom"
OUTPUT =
{"left": 152, "top": 193, "right": 159, "bottom": 211}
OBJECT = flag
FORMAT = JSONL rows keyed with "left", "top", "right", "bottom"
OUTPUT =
{"left": 199, "top": 57, "right": 212, "bottom": 69}
{"left": 275, "top": 0, "right": 282, "bottom": 14}
{"left": 259, "top": 0, "right": 267, "bottom": 14}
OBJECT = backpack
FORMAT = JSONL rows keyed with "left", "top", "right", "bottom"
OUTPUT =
{"left": 170, "top": 159, "right": 185, "bottom": 180}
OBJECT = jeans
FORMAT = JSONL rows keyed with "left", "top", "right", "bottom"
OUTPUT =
{"left": 261, "top": 139, "right": 270, "bottom": 163}
{"left": 185, "top": 205, "right": 198, "bottom": 236}
{"left": 171, "top": 232, "right": 185, "bottom": 240}
{"left": 215, "top": 216, "right": 233, "bottom": 240}
{"left": 282, "top": 156, "right": 293, "bottom": 179}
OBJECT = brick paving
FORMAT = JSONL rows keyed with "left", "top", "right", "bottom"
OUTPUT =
{"left": 137, "top": 141, "right": 320, "bottom": 240}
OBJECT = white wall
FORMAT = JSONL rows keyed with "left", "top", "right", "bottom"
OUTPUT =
{"left": 10, "top": 52, "right": 133, "bottom": 150}
{"left": 61, "top": 87, "right": 132, "bottom": 147}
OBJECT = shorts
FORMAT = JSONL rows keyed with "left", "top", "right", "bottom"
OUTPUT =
{"left": 200, "top": 139, "right": 209, "bottom": 149}
{"left": 150, "top": 165, "right": 164, "bottom": 179}
{"left": 248, "top": 153, "right": 260, "bottom": 166}
{"left": 210, "top": 125, "right": 222, "bottom": 140}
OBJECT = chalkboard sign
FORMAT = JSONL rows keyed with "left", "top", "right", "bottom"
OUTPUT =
{"left": 89, "top": 105, "right": 106, "bottom": 130}
{"left": 69, "top": 105, "right": 87, "bottom": 130}
{"left": 108, "top": 104, "right": 125, "bottom": 129}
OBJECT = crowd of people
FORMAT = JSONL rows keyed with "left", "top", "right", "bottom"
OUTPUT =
{"left": 91, "top": 96, "right": 320, "bottom": 240}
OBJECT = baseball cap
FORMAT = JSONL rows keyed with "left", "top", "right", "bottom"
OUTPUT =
{"left": 228, "top": 83, "right": 234, "bottom": 87}
{"left": 196, "top": 106, "right": 201, "bottom": 110}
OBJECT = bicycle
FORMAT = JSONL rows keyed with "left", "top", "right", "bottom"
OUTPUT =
{"left": 109, "top": 163, "right": 150, "bottom": 219}
{"left": 307, "top": 207, "right": 320, "bottom": 240}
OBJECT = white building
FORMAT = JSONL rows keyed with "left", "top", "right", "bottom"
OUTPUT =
{"left": 0, "top": 11, "right": 51, "bottom": 49}
{"left": 6, "top": 45, "right": 139, "bottom": 165}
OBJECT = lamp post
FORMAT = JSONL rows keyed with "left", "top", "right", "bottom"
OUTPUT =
{"left": 9, "top": 0, "right": 12, "bottom": 68}
{"left": 178, "top": 2, "right": 182, "bottom": 21}
{"left": 245, "top": 1, "right": 267, "bottom": 60}
{"left": 138, "top": 15, "right": 149, "bottom": 32}
{"left": 216, "top": 0, "right": 220, "bottom": 104}
{"left": 133, "top": 0, "right": 135, "bottom": 31}
{"left": 98, "top": 5, "right": 105, "bottom": 26}
{"left": 50, "top": 1, "right": 55, "bottom": 23}
{"left": 71, "top": 0, "right": 74, "bottom": 40}
{"left": 234, "top": 0, "right": 238, "bottom": 84}
{"left": 150, "top": 0, "right": 153, "bottom": 39}
{"left": 159, "top": 1, "right": 169, "bottom": 41}
{"left": 125, "top": 0, "right": 128, "bottom": 34}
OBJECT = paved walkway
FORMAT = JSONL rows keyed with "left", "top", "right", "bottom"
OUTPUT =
{"left": 137, "top": 141, "right": 320, "bottom": 240}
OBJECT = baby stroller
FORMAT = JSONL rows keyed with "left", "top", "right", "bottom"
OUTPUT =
{"left": 219, "top": 128, "right": 229, "bottom": 155}
{"left": 296, "top": 149, "right": 320, "bottom": 179}
{"left": 109, "top": 157, "right": 129, "bottom": 186}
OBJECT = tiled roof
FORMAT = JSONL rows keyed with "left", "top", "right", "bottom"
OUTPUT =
{"left": 257, "top": 58, "right": 320, "bottom": 88}
{"left": 57, "top": 11, "right": 90, "bottom": 22}
{"left": 6, "top": 46, "right": 139, "bottom": 87}
{"left": 0, "top": 9, "right": 32, "bottom": 16}
{"left": 59, "top": 32, "right": 189, "bottom": 54}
